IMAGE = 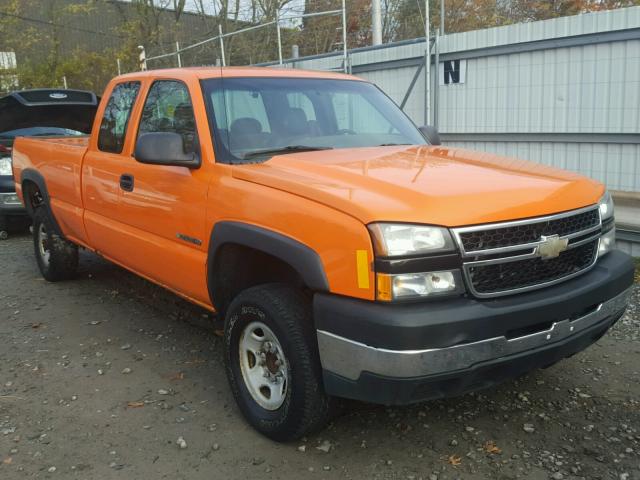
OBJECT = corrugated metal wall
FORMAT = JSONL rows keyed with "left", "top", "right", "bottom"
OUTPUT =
{"left": 273, "top": 6, "right": 640, "bottom": 194}
{"left": 445, "top": 141, "right": 640, "bottom": 192}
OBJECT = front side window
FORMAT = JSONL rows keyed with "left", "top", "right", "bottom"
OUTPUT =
{"left": 98, "top": 81, "right": 140, "bottom": 153}
{"left": 202, "top": 77, "right": 425, "bottom": 164}
{"left": 138, "top": 80, "right": 198, "bottom": 153}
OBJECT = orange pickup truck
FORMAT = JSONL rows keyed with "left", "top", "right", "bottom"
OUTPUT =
{"left": 11, "top": 67, "right": 634, "bottom": 441}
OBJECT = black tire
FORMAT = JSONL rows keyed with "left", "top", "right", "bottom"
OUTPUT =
{"left": 224, "top": 283, "right": 333, "bottom": 441}
{"left": 33, "top": 208, "right": 78, "bottom": 282}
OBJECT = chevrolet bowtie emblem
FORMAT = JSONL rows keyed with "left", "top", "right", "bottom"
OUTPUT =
{"left": 536, "top": 234, "right": 569, "bottom": 259}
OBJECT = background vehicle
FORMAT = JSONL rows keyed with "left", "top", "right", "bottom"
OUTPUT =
{"left": 10, "top": 68, "right": 634, "bottom": 441}
{"left": 0, "top": 89, "right": 97, "bottom": 239}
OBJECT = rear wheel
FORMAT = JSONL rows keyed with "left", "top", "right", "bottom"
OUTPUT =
{"left": 33, "top": 208, "right": 78, "bottom": 281}
{"left": 224, "top": 283, "right": 333, "bottom": 441}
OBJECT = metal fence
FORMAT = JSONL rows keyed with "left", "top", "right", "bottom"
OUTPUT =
{"left": 261, "top": 6, "right": 640, "bottom": 195}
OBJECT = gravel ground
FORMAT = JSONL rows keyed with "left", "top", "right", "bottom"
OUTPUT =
{"left": 1, "top": 230, "right": 639, "bottom": 480}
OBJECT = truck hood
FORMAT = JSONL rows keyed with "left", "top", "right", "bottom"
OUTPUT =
{"left": 231, "top": 145, "right": 604, "bottom": 227}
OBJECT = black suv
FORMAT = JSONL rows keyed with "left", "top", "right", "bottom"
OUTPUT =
{"left": 0, "top": 89, "right": 98, "bottom": 239}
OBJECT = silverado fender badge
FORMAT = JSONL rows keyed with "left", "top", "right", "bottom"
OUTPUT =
{"left": 176, "top": 233, "right": 202, "bottom": 246}
{"left": 536, "top": 234, "right": 569, "bottom": 259}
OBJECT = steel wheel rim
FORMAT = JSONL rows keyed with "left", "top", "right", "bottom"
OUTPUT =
{"left": 37, "top": 223, "right": 51, "bottom": 266}
{"left": 239, "top": 321, "right": 288, "bottom": 411}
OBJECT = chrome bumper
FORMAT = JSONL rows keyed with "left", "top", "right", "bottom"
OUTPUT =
{"left": 0, "top": 192, "right": 25, "bottom": 213}
{"left": 317, "top": 287, "right": 631, "bottom": 381}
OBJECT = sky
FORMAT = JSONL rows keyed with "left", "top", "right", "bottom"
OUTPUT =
{"left": 183, "top": 0, "right": 308, "bottom": 22}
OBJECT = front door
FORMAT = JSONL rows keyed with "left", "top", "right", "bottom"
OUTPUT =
{"left": 109, "top": 79, "right": 211, "bottom": 305}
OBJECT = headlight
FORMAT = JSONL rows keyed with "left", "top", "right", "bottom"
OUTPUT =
{"left": 368, "top": 223, "right": 455, "bottom": 257}
{"left": 598, "top": 191, "right": 614, "bottom": 222}
{"left": 376, "top": 270, "right": 463, "bottom": 301}
{"left": 0, "top": 157, "right": 12, "bottom": 176}
{"left": 598, "top": 228, "right": 615, "bottom": 258}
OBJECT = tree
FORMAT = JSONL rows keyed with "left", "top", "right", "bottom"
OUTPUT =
{"left": 503, "top": 0, "right": 639, "bottom": 23}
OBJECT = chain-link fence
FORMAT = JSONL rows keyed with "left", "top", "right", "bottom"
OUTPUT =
{"left": 144, "top": 6, "right": 347, "bottom": 71}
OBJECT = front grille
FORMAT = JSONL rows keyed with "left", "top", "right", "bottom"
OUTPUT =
{"left": 467, "top": 240, "right": 598, "bottom": 295}
{"left": 459, "top": 208, "right": 599, "bottom": 252}
{"left": 453, "top": 206, "right": 601, "bottom": 298}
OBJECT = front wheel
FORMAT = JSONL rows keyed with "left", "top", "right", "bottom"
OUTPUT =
{"left": 33, "top": 208, "right": 78, "bottom": 282}
{"left": 224, "top": 284, "right": 333, "bottom": 441}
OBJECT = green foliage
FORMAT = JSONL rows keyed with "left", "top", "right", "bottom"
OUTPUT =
{"left": 13, "top": 49, "right": 125, "bottom": 92}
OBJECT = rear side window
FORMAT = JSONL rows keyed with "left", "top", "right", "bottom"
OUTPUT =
{"left": 138, "top": 80, "right": 198, "bottom": 153}
{"left": 98, "top": 82, "right": 140, "bottom": 153}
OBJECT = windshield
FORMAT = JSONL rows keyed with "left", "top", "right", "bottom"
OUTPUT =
{"left": 201, "top": 77, "right": 425, "bottom": 163}
{"left": 0, "top": 127, "right": 85, "bottom": 139}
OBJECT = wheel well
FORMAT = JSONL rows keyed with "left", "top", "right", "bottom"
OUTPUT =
{"left": 21, "top": 180, "right": 43, "bottom": 216}
{"left": 210, "top": 243, "right": 306, "bottom": 314}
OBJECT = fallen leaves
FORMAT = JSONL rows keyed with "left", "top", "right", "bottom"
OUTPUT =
{"left": 126, "top": 401, "right": 144, "bottom": 409}
{"left": 3, "top": 457, "right": 12, "bottom": 465}
{"left": 448, "top": 454, "right": 462, "bottom": 466}
{"left": 184, "top": 358, "right": 206, "bottom": 365}
{"left": 484, "top": 440, "right": 502, "bottom": 454}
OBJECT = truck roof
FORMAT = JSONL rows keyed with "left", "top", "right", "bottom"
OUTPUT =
{"left": 115, "top": 66, "right": 364, "bottom": 82}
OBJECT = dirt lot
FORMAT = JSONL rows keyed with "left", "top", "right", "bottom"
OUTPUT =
{"left": 1, "top": 229, "right": 639, "bottom": 480}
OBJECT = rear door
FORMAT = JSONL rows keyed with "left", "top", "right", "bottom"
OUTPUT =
{"left": 106, "top": 79, "right": 211, "bottom": 304}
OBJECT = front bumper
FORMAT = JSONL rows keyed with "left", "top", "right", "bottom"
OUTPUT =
{"left": 0, "top": 176, "right": 26, "bottom": 216}
{"left": 315, "top": 250, "right": 634, "bottom": 405}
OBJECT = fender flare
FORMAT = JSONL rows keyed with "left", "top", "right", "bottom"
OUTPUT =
{"left": 207, "top": 221, "right": 330, "bottom": 304}
{"left": 20, "top": 169, "right": 64, "bottom": 236}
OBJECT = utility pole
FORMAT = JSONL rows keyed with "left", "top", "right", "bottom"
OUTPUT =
{"left": 342, "top": 0, "right": 348, "bottom": 73}
{"left": 424, "top": 0, "right": 430, "bottom": 125}
{"left": 371, "top": 0, "right": 382, "bottom": 45}
{"left": 440, "top": 0, "right": 445, "bottom": 35}
{"left": 434, "top": 28, "right": 440, "bottom": 129}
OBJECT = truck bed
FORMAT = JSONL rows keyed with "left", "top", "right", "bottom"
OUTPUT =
{"left": 12, "top": 135, "right": 90, "bottom": 243}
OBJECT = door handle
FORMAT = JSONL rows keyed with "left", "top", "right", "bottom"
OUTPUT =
{"left": 120, "top": 174, "right": 134, "bottom": 192}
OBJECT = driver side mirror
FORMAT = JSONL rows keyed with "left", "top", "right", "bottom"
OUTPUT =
{"left": 419, "top": 125, "right": 441, "bottom": 146}
{"left": 134, "top": 132, "right": 200, "bottom": 168}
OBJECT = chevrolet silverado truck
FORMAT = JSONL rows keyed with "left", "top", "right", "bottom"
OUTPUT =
{"left": 0, "top": 88, "right": 98, "bottom": 239}
{"left": 11, "top": 68, "right": 634, "bottom": 441}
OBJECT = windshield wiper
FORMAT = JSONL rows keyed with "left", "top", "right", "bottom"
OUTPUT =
{"left": 377, "top": 143, "right": 410, "bottom": 146}
{"left": 242, "top": 145, "right": 333, "bottom": 160}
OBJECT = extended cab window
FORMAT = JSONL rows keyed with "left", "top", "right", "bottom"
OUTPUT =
{"left": 138, "top": 80, "right": 198, "bottom": 153}
{"left": 98, "top": 82, "right": 140, "bottom": 153}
